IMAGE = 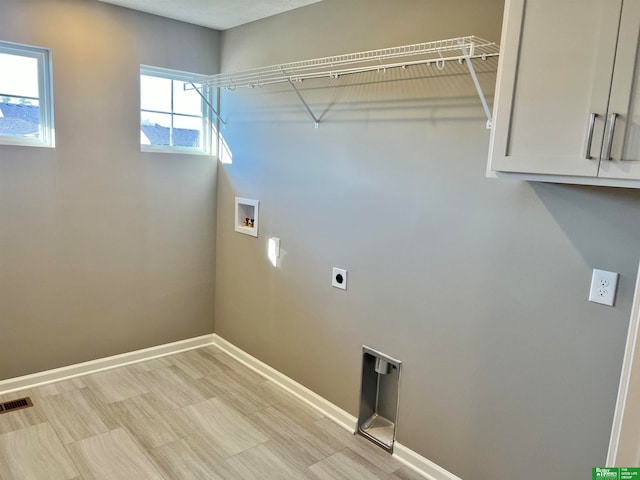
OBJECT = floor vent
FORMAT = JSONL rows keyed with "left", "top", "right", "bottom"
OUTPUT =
{"left": 0, "top": 397, "right": 33, "bottom": 415}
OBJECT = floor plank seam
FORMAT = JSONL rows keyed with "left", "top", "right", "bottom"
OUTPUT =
{"left": 0, "top": 346, "right": 425, "bottom": 480}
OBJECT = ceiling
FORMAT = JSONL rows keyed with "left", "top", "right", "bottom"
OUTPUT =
{"left": 97, "top": 0, "right": 323, "bottom": 31}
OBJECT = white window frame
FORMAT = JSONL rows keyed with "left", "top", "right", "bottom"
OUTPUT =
{"left": 0, "top": 41, "right": 54, "bottom": 148}
{"left": 140, "top": 65, "right": 214, "bottom": 156}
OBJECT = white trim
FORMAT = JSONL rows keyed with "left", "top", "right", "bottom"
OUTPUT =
{"left": 607, "top": 261, "right": 640, "bottom": 466}
{"left": 211, "top": 334, "right": 357, "bottom": 432}
{"left": 141, "top": 144, "right": 213, "bottom": 156}
{"left": 0, "top": 331, "right": 462, "bottom": 479}
{"left": 140, "top": 64, "right": 211, "bottom": 84}
{"left": 0, "top": 40, "right": 55, "bottom": 148}
{"left": 393, "top": 443, "right": 463, "bottom": 480}
{"left": 139, "top": 64, "right": 214, "bottom": 156}
{"left": 0, "top": 334, "right": 215, "bottom": 396}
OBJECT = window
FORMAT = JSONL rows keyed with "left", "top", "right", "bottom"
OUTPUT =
{"left": 0, "top": 41, "right": 54, "bottom": 147}
{"left": 140, "top": 66, "right": 214, "bottom": 155}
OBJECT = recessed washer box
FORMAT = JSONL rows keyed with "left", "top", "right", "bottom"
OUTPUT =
{"left": 235, "top": 197, "right": 259, "bottom": 237}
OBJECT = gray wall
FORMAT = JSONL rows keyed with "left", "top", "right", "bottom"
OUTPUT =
{"left": 0, "top": 0, "right": 219, "bottom": 379}
{"left": 215, "top": 1, "right": 640, "bottom": 479}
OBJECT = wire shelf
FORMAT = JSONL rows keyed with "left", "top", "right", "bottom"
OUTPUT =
{"left": 189, "top": 35, "right": 500, "bottom": 128}
{"left": 200, "top": 36, "right": 499, "bottom": 90}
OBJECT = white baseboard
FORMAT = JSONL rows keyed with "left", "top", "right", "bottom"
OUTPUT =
{"left": 212, "top": 334, "right": 461, "bottom": 480}
{"left": 211, "top": 334, "right": 358, "bottom": 433}
{"left": 0, "top": 334, "right": 215, "bottom": 395}
{"left": 393, "top": 443, "right": 463, "bottom": 480}
{"left": 0, "top": 331, "right": 461, "bottom": 480}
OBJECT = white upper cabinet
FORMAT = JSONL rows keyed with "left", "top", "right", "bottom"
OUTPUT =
{"left": 601, "top": 1, "right": 640, "bottom": 180}
{"left": 488, "top": 0, "right": 640, "bottom": 187}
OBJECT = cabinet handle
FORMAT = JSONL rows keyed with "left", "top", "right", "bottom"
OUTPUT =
{"left": 584, "top": 113, "right": 598, "bottom": 159}
{"left": 603, "top": 113, "right": 618, "bottom": 161}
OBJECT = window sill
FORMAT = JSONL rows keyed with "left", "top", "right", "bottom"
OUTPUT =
{"left": 0, "top": 137, "right": 54, "bottom": 148}
{"left": 141, "top": 145, "right": 213, "bottom": 156}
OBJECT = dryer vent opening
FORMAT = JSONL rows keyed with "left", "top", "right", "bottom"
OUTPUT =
{"left": 358, "top": 346, "right": 401, "bottom": 453}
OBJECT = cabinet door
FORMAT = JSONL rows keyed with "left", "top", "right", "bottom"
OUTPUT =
{"left": 599, "top": 1, "right": 640, "bottom": 180}
{"left": 488, "top": 0, "right": 621, "bottom": 176}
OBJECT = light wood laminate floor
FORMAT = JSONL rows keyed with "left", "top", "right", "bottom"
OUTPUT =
{"left": 0, "top": 346, "right": 424, "bottom": 480}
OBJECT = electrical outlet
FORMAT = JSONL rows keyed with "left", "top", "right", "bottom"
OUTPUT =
{"left": 332, "top": 267, "right": 347, "bottom": 290}
{"left": 589, "top": 269, "right": 619, "bottom": 307}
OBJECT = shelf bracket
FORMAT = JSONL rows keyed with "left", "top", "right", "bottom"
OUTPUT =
{"left": 286, "top": 78, "right": 320, "bottom": 128}
{"left": 189, "top": 82, "right": 226, "bottom": 128}
{"left": 458, "top": 40, "right": 493, "bottom": 129}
